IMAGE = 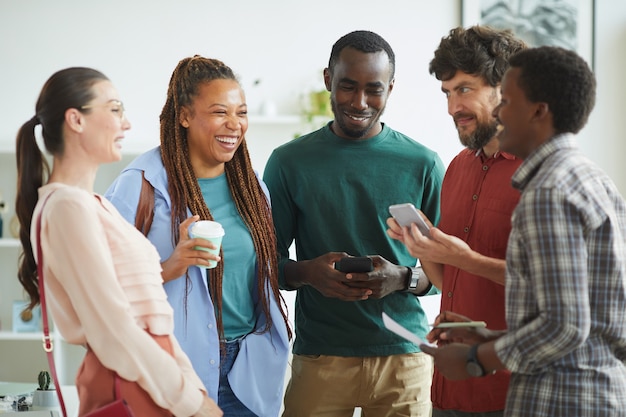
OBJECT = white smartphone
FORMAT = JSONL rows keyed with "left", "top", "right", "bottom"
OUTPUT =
{"left": 431, "top": 321, "right": 487, "bottom": 329}
{"left": 389, "top": 203, "right": 431, "bottom": 238}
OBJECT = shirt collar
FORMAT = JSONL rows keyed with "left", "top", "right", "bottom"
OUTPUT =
{"left": 474, "top": 148, "right": 518, "bottom": 161}
{"left": 511, "top": 133, "right": 577, "bottom": 191}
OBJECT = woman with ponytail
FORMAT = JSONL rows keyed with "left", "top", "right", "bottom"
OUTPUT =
{"left": 105, "top": 56, "right": 291, "bottom": 417}
{"left": 16, "top": 67, "right": 221, "bottom": 417}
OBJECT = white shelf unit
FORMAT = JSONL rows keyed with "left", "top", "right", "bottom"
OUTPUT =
{"left": 0, "top": 331, "right": 42, "bottom": 340}
{"left": 0, "top": 239, "right": 20, "bottom": 248}
{"left": 0, "top": 114, "right": 312, "bottom": 384}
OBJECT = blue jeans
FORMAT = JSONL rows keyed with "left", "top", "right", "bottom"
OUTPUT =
{"left": 218, "top": 338, "right": 257, "bottom": 416}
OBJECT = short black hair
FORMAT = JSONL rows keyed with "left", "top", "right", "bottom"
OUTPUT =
{"left": 510, "top": 46, "right": 596, "bottom": 134}
{"left": 430, "top": 25, "right": 527, "bottom": 86}
{"left": 328, "top": 30, "right": 395, "bottom": 80}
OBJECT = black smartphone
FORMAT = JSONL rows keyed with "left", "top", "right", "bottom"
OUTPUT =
{"left": 334, "top": 256, "right": 374, "bottom": 273}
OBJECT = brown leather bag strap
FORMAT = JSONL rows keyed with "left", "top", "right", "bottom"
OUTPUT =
{"left": 134, "top": 171, "right": 155, "bottom": 236}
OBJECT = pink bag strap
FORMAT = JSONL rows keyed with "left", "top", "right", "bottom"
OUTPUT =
{"left": 36, "top": 191, "right": 122, "bottom": 417}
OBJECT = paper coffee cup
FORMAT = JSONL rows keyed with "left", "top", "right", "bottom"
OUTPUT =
{"left": 189, "top": 220, "right": 225, "bottom": 269}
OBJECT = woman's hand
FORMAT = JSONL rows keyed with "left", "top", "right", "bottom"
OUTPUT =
{"left": 193, "top": 396, "right": 223, "bottom": 417}
{"left": 160, "top": 215, "right": 221, "bottom": 282}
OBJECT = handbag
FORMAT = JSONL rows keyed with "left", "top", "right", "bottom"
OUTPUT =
{"left": 36, "top": 192, "right": 135, "bottom": 417}
{"left": 83, "top": 379, "right": 134, "bottom": 417}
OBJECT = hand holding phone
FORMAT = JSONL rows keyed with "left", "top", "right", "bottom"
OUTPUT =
{"left": 335, "top": 256, "right": 374, "bottom": 273}
{"left": 389, "top": 203, "right": 432, "bottom": 238}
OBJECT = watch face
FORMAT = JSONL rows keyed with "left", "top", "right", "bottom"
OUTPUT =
{"left": 466, "top": 361, "right": 485, "bottom": 377}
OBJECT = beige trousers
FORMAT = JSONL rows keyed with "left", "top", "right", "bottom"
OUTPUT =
{"left": 283, "top": 352, "right": 433, "bottom": 417}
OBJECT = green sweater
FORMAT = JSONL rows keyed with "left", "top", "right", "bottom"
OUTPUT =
{"left": 263, "top": 123, "right": 444, "bottom": 356}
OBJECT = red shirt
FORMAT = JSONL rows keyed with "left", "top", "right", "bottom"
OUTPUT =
{"left": 432, "top": 148, "right": 521, "bottom": 412}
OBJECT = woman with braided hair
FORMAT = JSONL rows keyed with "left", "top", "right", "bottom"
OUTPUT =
{"left": 106, "top": 56, "right": 291, "bottom": 416}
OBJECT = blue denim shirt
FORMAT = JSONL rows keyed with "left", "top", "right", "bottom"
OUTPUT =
{"left": 105, "top": 147, "right": 290, "bottom": 416}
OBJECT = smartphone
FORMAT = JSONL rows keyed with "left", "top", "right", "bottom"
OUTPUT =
{"left": 389, "top": 203, "right": 431, "bottom": 238}
{"left": 431, "top": 321, "right": 487, "bottom": 329}
{"left": 335, "top": 256, "right": 374, "bottom": 273}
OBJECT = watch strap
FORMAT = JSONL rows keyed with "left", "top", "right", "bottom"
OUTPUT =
{"left": 404, "top": 266, "right": 432, "bottom": 295}
{"left": 404, "top": 267, "right": 419, "bottom": 292}
{"left": 466, "top": 343, "right": 487, "bottom": 377}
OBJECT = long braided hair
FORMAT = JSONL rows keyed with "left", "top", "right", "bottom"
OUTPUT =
{"left": 160, "top": 55, "right": 291, "bottom": 340}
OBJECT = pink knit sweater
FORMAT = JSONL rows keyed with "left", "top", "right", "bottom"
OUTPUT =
{"left": 32, "top": 183, "right": 205, "bottom": 416}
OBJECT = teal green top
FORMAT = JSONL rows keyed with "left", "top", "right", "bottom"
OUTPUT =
{"left": 263, "top": 123, "right": 444, "bottom": 356}
{"left": 199, "top": 175, "right": 256, "bottom": 340}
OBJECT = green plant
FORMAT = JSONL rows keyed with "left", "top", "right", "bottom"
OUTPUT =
{"left": 37, "top": 370, "right": 51, "bottom": 390}
{"left": 303, "top": 89, "right": 332, "bottom": 122}
{"left": 294, "top": 88, "right": 332, "bottom": 138}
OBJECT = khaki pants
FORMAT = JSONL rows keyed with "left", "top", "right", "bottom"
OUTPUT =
{"left": 283, "top": 353, "right": 433, "bottom": 417}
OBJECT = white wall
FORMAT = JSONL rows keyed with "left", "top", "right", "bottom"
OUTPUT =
{"left": 0, "top": 0, "right": 624, "bottom": 338}
{"left": 582, "top": 0, "right": 626, "bottom": 195}
{"left": 0, "top": 0, "right": 461, "bottom": 165}
{"left": 2, "top": 0, "right": 623, "bottom": 186}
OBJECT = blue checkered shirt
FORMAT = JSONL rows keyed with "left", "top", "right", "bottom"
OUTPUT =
{"left": 494, "top": 134, "right": 626, "bottom": 416}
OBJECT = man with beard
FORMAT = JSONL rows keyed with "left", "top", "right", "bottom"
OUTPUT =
{"left": 387, "top": 26, "right": 526, "bottom": 417}
{"left": 263, "top": 30, "right": 445, "bottom": 416}
{"left": 422, "top": 45, "right": 626, "bottom": 417}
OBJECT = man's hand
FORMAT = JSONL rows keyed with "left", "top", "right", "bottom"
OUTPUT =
{"left": 342, "top": 255, "right": 408, "bottom": 298}
{"left": 387, "top": 215, "right": 471, "bottom": 266}
{"left": 427, "top": 311, "right": 489, "bottom": 345}
{"left": 160, "top": 215, "right": 221, "bottom": 282}
{"left": 420, "top": 343, "right": 473, "bottom": 381}
{"left": 388, "top": 214, "right": 505, "bottom": 286}
{"left": 284, "top": 252, "right": 373, "bottom": 301}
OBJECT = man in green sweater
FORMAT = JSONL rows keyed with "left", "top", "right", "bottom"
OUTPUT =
{"left": 263, "top": 30, "right": 445, "bottom": 416}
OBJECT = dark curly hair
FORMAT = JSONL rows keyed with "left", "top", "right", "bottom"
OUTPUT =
{"left": 429, "top": 25, "right": 527, "bottom": 86}
{"left": 328, "top": 30, "right": 395, "bottom": 80}
{"left": 509, "top": 46, "right": 596, "bottom": 134}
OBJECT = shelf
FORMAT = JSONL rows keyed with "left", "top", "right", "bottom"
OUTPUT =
{"left": 248, "top": 114, "right": 330, "bottom": 126}
{"left": 0, "top": 238, "right": 20, "bottom": 248}
{"left": 248, "top": 114, "right": 302, "bottom": 124}
{"left": 0, "top": 331, "right": 42, "bottom": 341}
{"left": 0, "top": 331, "right": 67, "bottom": 343}
{"left": 0, "top": 115, "right": 323, "bottom": 154}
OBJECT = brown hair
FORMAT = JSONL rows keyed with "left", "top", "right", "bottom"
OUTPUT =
{"left": 159, "top": 55, "right": 291, "bottom": 339}
{"left": 430, "top": 25, "right": 527, "bottom": 86}
{"left": 15, "top": 67, "right": 109, "bottom": 310}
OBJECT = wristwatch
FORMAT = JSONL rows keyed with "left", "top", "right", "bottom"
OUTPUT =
{"left": 405, "top": 267, "right": 420, "bottom": 292}
{"left": 466, "top": 344, "right": 487, "bottom": 377}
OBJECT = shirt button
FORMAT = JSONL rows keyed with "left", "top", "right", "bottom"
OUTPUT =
{"left": 472, "top": 194, "right": 478, "bottom": 201}
{"left": 483, "top": 165, "right": 489, "bottom": 171}
{"left": 208, "top": 324, "right": 213, "bottom": 329}
{"left": 464, "top": 227, "right": 469, "bottom": 233}
{"left": 447, "top": 291, "right": 453, "bottom": 298}
{"left": 210, "top": 359, "right": 216, "bottom": 365}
